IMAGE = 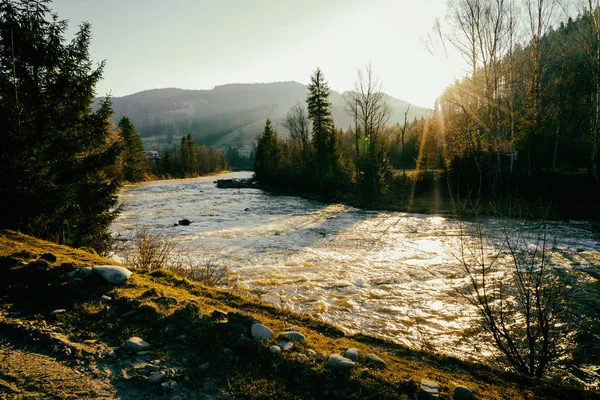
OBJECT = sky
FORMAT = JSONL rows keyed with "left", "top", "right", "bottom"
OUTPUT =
{"left": 51, "top": 0, "right": 466, "bottom": 108}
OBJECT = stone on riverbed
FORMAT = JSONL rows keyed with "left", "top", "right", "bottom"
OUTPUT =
{"left": 92, "top": 265, "right": 132, "bottom": 285}
{"left": 278, "top": 331, "right": 305, "bottom": 342}
{"left": 327, "top": 354, "right": 355, "bottom": 370}
{"left": 344, "top": 348, "right": 359, "bottom": 361}
{"left": 418, "top": 379, "right": 439, "bottom": 399}
{"left": 251, "top": 323, "right": 273, "bottom": 340}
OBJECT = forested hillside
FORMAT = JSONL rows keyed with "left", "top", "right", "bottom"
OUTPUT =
{"left": 94, "top": 82, "right": 430, "bottom": 151}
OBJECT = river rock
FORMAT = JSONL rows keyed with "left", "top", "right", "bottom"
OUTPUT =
{"left": 161, "top": 380, "right": 178, "bottom": 392}
{"left": 327, "top": 354, "right": 355, "bottom": 370}
{"left": 269, "top": 345, "right": 282, "bottom": 354}
{"left": 251, "top": 323, "right": 273, "bottom": 340}
{"left": 144, "top": 364, "right": 160, "bottom": 374}
{"left": 178, "top": 219, "right": 191, "bottom": 226}
{"left": 92, "top": 265, "right": 132, "bottom": 285}
{"left": 306, "top": 349, "right": 317, "bottom": 357}
{"left": 419, "top": 380, "right": 439, "bottom": 399}
{"left": 345, "top": 348, "right": 359, "bottom": 361}
{"left": 277, "top": 340, "right": 294, "bottom": 351}
{"left": 124, "top": 337, "right": 150, "bottom": 352}
{"left": 365, "top": 353, "right": 386, "bottom": 368}
{"left": 148, "top": 372, "right": 166, "bottom": 384}
{"left": 454, "top": 385, "right": 473, "bottom": 400}
{"left": 279, "top": 331, "right": 306, "bottom": 342}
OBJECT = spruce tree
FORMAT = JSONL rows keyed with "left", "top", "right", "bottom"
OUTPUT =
{"left": 306, "top": 68, "right": 348, "bottom": 191}
{"left": 118, "top": 116, "right": 148, "bottom": 182}
{"left": 254, "top": 119, "right": 282, "bottom": 184}
{"left": 180, "top": 133, "right": 198, "bottom": 176}
{"left": 0, "top": 0, "right": 121, "bottom": 253}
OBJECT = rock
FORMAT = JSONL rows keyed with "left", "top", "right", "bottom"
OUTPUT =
{"left": 419, "top": 380, "right": 440, "bottom": 399}
{"left": 277, "top": 340, "right": 293, "bottom": 351}
{"left": 222, "top": 312, "right": 254, "bottom": 336}
{"left": 92, "top": 265, "right": 132, "bottom": 285}
{"left": 251, "top": 323, "right": 273, "bottom": 340}
{"left": 454, "top": 385, "right": 473, "bottom": 400}
{"left": 184, "top": 298, "right": 197, "bottom": 303}
{"left": 178, "top": 219, "right": 191, "bottom": 226}
{"left": 161, "top": 380, "right": 178, "bottom": 392}
{"left": 101, "top": 295, "right": 112, "bottom": 302}
{"left": 328, "top": 354, "right": 355, "bottom": 370}
{"left": 365, "top": 353, "right": 386, "bottom": 368}
{"left": 148, "top": 372, "right": 166, "bottom": 384}
{"left": 164, "top": 324, "right": 177, "bottom": 335}
{"left": 124, "top": 337, "right": 150, "bottom": 352}
{"left": 306, "top": 349, "right": 317, "bottom": 357}
{"left": 122, "top": 311, "right": 137, "bottom": 318}
{"left": 244, "top": 208, "right": 250, "bottom": 211}
{"left": 50, "top": 309, "right": 66, "bottom": 316}
{"left": 137, "top": 351, "right": 151, "bottom": 356}
{"left": 360, "top": 368, "right": 370, "bottom": 378}
{"left": 345, "top": 348, "right": 359, "bottom": 361}
{"left": 278, "top": 331, "right": 306, "bottom": 342}
{"left": 39, "top": 253, "right": 57, "bottom": 263}
{"left": 144, "top": 364, "right": 160, "bottom": 374}
{"left": 211, "top": 310, "right": 227, "bottom": 320}
{"left": 154, "top": 296, "right": 178, "bottom": 306}
{"left": 175, "top": 335, "right": 186, "bottom": 341}
{"left": 269, "top": 345, "right": 282, "bottom": 354}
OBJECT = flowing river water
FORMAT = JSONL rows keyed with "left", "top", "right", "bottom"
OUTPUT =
{"left": 111, "top": 172, "right": 600, "bottom": 385}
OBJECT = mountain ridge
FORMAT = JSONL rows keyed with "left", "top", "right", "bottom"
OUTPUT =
{"left": 95, "top": 82, "right": 431, "bottom": 150}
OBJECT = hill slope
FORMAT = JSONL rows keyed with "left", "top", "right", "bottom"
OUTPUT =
{"left": 96, "top": 82, "right": 431, "bottom": 150}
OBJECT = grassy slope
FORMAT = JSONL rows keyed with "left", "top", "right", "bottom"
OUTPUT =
{"left": 0, "top": 230, "right": 597, "bottom": 400}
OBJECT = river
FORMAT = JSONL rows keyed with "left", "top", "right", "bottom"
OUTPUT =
{"left": 111, "top": 172, "right": 600, "bottom": 385}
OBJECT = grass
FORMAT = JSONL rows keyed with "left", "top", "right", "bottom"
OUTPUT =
{"left": 1, "top": 229, "right": 598, "bottom": 399}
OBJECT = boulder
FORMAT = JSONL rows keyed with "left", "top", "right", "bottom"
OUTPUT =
{"left": 327, "top": 354, "right": 355, "bottom": 370}
{"left": 124, "top": 337, "right": 151, "bottom": 352}
{"left": 148, "top": 372, "right": 166, "bottom": 384}
{"left": 92, "top": 265, "right": 132, "bottom": 285}
{"left": 251, "top": 323, "right": 273, "bottom": 340}
{"left": 278, "top": 331, "right": 306, "bottom": 342}
{"left": 365, "top": 353, "right": 386, "bottom": 368}
{"left": 419, "top": 380, "right": 440, "bottom": 399}
{"left": 454, "top": 385, "right": 473, "bottom": 400}
{"left": 345, "top": 348, "right": 359, "bottom": 361}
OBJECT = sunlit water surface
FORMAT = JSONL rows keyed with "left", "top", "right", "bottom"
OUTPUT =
{"left": 112, "top": 172, "right": 600, "bottom": 381}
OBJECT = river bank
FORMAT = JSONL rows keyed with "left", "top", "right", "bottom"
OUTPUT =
{"left": 1, "top": 230, "right": 598, "bottom": 399}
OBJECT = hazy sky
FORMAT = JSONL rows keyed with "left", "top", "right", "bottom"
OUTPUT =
{"left": 52, "top": 0, "right": 465, "bottom": 108}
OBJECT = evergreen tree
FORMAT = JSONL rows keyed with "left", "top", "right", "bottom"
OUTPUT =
{"left": 306, "top": 68, "right": 348, "bottom": 191}
{"left": 0, "top": 0, "right": 121, "bottom": 253}
{"left": 118, "top": 116, "right": 148, "bottom": 182}
{"left": 254, "top": 119, "right": 282, "bottom": 184}
{"left": 180, "top": 133, "right": 198, "bottom": 176}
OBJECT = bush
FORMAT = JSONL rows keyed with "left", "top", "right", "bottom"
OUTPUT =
{"left": 170, "top": 255, "right": 229, "bottom": 288}
{"left": 121, "top": 226, "right": 175, "bottom": 271}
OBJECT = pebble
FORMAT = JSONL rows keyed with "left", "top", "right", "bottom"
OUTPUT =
{"left": 124, "top": 337, "right": 151, "bottom": 352}
{"left": 101, "top": 295, "right": 112, "bottom": 302}
{"left": 137, "top": 351, "right": 151, "bottom": 356}
{"left": 277, "top": 340, "right": 293, "bottom": 351}
{"left": 278, "top": 331, "right": 306, "bottom": 342}
{"left": 345, "top": 348, "right": 359, "bottom": 361}
{"left": 50, "top": 309, "right": 66, "bottom": 316}
{"left": 144, "top": 364, "right": 160, "bottom": 373}
{"left": 161, "top": 380, "right": 178, "bottom": 392}
{"left": 419, "top": 379, "right": 439, "bottom": 399}
{"left": 148, "top": 372, "right": 166, "bottom": 384}
{"left": 176, "top": 335, "right": 187, "bottom": 341}
{"left": 269, "top": 345, "right": 282, "bottom": 354}
{"left": 327, "top": 354, "right": 355, "bottom": 370}
{"left": 454, "top": 385, "right": 473, "bottom": 400}
{"left": 360, "top": 368, "right": 369, "bottom": 377}
{"left": 365, "top": 353, "right": 386, "bottom": 368}
{"left": 251, "top": 323, "right": 273, "bottom": 340}
{"left": 306, "top": 349, "right": 317, "bottom": 357}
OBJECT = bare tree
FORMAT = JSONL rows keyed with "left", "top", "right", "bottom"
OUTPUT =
{"left": 400, "top": 104, "right": 411, "bottom": 177}
{"left": 343, "top": 65, "right": 392, "bottom": 198}
{"left": 284, "top": 102, "right": 312, "bottom": 174}
{"left": 455, "top": 210, "right": 571, "bottom": 377}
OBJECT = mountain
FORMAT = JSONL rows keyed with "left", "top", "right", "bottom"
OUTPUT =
{"left": 95, "top": 82, "right": 431, "bottom": 151}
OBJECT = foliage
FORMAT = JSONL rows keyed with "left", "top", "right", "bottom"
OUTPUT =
{"left": 254, "top": 119, "right": 283, "bottom": 185}
{"left": 0, "top": 0, "right": 121, "bottom": 253}
{"left": 121, "top": 225, "right": 175, "bottom": 271}
{"left": 118, "top": 116, "right": 149, "bottom": 182}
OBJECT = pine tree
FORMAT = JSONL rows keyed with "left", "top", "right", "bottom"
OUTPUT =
{"left": 254, "top": 119, "right": 283, "bottom": 184}
{"left": 0, "top": 0, "right": 121, "bottom": 253}
{"left": 118, "top": 116, "right": 148, "bottom": 182}
{"left": 180, "top": 133, "right": 198, "bottom": 176}
{"left": 306, "top": 68, "right": 348, "bottom": 191}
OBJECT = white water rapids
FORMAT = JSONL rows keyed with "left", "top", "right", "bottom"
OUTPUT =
{"left": 111, "top": 172, "right": 600, "bottom": 368}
